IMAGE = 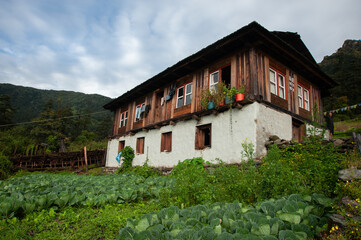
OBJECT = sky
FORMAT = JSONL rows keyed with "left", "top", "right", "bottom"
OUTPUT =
{"left": 0, "top": 0, "right": 360, "bottom": 99}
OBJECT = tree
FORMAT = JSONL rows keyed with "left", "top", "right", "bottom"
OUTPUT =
{"left": 0, "top": 95, "right": 16, "bottom": 125}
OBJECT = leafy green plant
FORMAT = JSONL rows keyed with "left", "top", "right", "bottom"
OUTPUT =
{"left": 241, "top": 138, "right": 255, "bottom": 161}
{"left": 119, "top": 194, "right": 333, "bottom": 239}
{"left": 0, "top": 173, "right": 171, "bottom": 218}
{"left": 121, "top": 146, "right": 135, "bottom": 169}
{"left": 164, "top": 160, "right": 213, "bottom": 208}
{"left": 0, "top": 152, "right": 12, "bottom": 180}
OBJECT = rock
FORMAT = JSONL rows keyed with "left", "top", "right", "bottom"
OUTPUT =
{"left": 329, "top": 214, "right": 346, "bottom": 227}
{"left": 333, "top": 138, "right": 344, "bottom": 146}
{"left": 274, "top": 139, "right": 282, "bottom": 145}
{"left": 269, "top": 135, "right": 280, "bottom": 141}
{"left": 342, "top": 196, "right": 360, "bottom": 208}
{"left": 338, "top": 168, "right": 361, "bottom": 181}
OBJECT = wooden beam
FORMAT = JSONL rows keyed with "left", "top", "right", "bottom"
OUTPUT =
{"left": 170, "top": 121, "right": 176, "bottom": 126}
{"left": 142, "top": 128, "right": 148, "bottom": 132}
{"left": 192, "top": 114, "right": 201, "bottom": 121}
{"left": 154, "top": 125, "right": 160, "bottom": 129}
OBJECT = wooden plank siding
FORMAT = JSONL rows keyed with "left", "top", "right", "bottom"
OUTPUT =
{"left": 111, "top": 48, "right": 324, "bottom": 137}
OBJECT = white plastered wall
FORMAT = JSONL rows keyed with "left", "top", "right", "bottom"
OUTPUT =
{"left": 106, "top": 102, "right": 294, "bottom": 167}
{"left": 255, "top": 104, "right": 293, "bottom": 157}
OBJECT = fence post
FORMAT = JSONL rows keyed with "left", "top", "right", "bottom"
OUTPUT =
{"left": 84, "top": 146, "right": 88, "bottom": 172}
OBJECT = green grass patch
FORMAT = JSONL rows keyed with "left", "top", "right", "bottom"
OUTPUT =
{"left": 0, "top": 201, "right": 161, "bottom": 240}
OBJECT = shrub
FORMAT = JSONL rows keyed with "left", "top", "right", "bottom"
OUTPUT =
{"left": 0, "top": 153, "right": 12, "bottom": 180}
{"left": 211, "top": 162, "right": 259, "bottom": 204}
{"left": 259, "top": 145, "right": 306, "bottom": 199}
{"left": 163, "top": 160, "right": 213, "bottom": 208}
{"left": 121, "top": 146, "right": 135, "bottom": 169}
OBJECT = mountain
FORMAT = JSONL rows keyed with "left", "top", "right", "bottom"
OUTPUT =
{"left": 319, "top": 39, "right": 361, "bottom": 111}
{"left": 0, "top": 83, "right": 113, "bottom": 123}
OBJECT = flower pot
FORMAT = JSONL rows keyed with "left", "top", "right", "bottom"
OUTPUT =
{"left": 236, "top": 93, "right": 244, "bottom": 102}
{"left": 219, "top": 100, "right": 225, "bottom": 106}
{"left": 225, "top": 96, "right": 233, "bottom": 104}
{"left": 207, "top": 101, "right": 215, "bottom": 110}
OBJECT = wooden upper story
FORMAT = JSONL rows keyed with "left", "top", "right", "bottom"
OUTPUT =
{"left": 104, "top": 22, "right": 336, "bottom": 137}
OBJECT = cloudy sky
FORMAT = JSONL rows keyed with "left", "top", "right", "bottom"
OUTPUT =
{"left": 0, "top": 0, "right": 360, "bottom": 98}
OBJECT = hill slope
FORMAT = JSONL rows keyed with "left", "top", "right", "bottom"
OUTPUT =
{"left": 0, "top": 83, "right": 113, "bottom": 123}
{"left": 319, "top": 40, "right": 361, "bottom": 110}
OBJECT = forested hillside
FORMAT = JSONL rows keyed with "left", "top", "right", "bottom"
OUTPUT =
{"left": 0, "top": 83, "right": 112, "bottom": 123}
{"left": 0, "top": 84, "right": 114, "bottom": 158}
{"left": 319, "top": 40, "right": 361, "bottom": 111}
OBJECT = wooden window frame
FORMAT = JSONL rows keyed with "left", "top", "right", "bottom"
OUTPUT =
{"left": 134, "top": 103, "right": 145, "bottom": 122}
{"left": 269, "top": 67, "right": 286, "bottom": 100}
{"left": 304, "top": 89, "right": 310, "bottom": 111}
{"left": 161, "top": 132, "right": 172, "bottom": 152}
{"left": 118, "top": 140, "right": 125, "bottom": 153}
{"left": 209, "top": 70, "right": 219, "bottom": 91}
{"left": 119, "top": 111, "right": 128, "bottom": 128}
{"left": 136, "top": 137, "right": 145, "bottom": 154}
{"left": 298, "top": 84, "right": 310, "bottom": 111}
{"left": 195, "top": 124, "right": 212, "bottom": 150}
{"left": 176, "top": 82, "right": 192, "bottom": 108}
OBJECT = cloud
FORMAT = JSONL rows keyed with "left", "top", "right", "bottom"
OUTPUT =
{"left": 0, "top": 0, "right": 360, "bottom": 98}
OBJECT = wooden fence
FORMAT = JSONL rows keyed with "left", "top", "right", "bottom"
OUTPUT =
{"left": 11, "top": 149, "right": 106, "bottom": 171}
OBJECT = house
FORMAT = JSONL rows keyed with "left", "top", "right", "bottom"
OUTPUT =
{"left": 103, "top": 21, "right": 336, "bottom": 168}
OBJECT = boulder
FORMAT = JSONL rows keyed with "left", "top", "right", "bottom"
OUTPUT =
{"left": 338, "top": 168, "right": 361, "bottom": 181}
{"left": 333, "top": 138, "right": 344, "bottom": 147}
{"left": 269, "top": 135, "right": 280, "bottom": 141}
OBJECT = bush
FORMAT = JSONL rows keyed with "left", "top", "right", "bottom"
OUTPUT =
{"left": 259, "top": 145, "right": 306, "bottom": 199}
{"left": 0, "top": 153, "right": 12, "bottom": 179}
{"left": 121, "top": 146, "right": 135, "bottom": 169}
{"left": 211, "top": 162, "right": 259, "bottom": 204}
{"left": 163, "top": 161, "right": 213, "bottom": 208}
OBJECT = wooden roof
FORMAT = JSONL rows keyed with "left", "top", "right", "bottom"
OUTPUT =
{"left": 104, "top": 21, "right": 336, "bottom": 111}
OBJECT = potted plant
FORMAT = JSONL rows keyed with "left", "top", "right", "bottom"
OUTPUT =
{"left": 200, "top": 89, "right": 216, "bottom": 110}
{"left": 216, "top": 82, "right": 227, "bottom": 106}
{"left": 235, "top": 85, "right": 245, "bottom": 102}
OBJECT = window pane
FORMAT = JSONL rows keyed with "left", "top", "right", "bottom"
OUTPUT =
{"left": 186, "top": 83, "right": 192, "bottom": 94}
{"left": 178, "top": 87, "right": 184, "bottom": 97}
{"left": 177, "top": 97, "right": 183, "bottom": 108}
{"left": 279, "top": 75, "right": 284, "bottom": 87}
{"left": 270, "top": 82, "right": 276, "bottom": 94}
{"left": 279, "top": 88, "right": 284, "bottom": 99}
{"left": 211, "top": 72, "right": 219, "bottom": 84}
{"left": 185, "top": 95, "right": 191, "bottom": 105}
{"left": 270, "top": 70, "right": 276, "bottom": 83}
{"left": 298, "top": 86, "right": 302, "bottom": 97}
{"left": 304, "top": 89, "right": 309, "bottom": 100}
{"left": 298, "top": 97, "right": 303, "bottom": 108}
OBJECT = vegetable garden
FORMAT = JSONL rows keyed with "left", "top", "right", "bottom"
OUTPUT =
{"left": 0, "top": 137, "right": 360, "bottom": 239}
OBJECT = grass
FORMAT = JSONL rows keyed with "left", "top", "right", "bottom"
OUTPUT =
{"left": 0, "top": 201, "right": 161, "bottom": 240}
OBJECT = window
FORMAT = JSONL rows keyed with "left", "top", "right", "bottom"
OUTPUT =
{"left": 136, "top": 137, "right": 144, "bottom": 154}
{"left": 298, "top": 85, "right": 303, "bottom": 108}
{"left": 269, "top": 68, "right": 286, "bottom": 99}
{"left": 304, "top": 89, "right": 309, "bottom": 111}
{"left": 209, "top": 65, "right": 231, "bottom": 91}
{"left": 135, "top": 103, "right": 145, "bottom": 122}
{"left": 161, "top": 132, "right": 172, "bottom": 152}
{"left": 176, "top": 82, "right": 192, "bottom": 108}
{"left": 119, "top": 111, "right": 128, "bottom": 128}
{"left": 278, "top": 74, "right": 285, "bottom": 99}
{"left": 209, "top": 71, "right": 219, "bottom": 91}
{"left": 118, "top": 140, "right": 125, "bottom": 153}
{"left": 298, "top": 84, "right": 310, "bottom": 111}
{"left": 195, "top": 124, "right": 212, "bottom": 150}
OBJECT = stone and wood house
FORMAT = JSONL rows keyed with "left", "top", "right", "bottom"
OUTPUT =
{"left": 103, "top": 21, "right": 336, "bottom": 167}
